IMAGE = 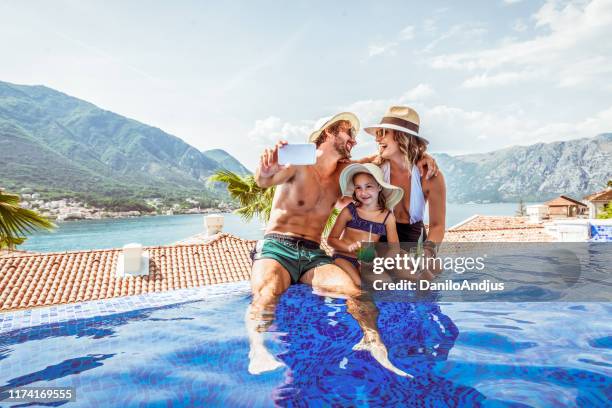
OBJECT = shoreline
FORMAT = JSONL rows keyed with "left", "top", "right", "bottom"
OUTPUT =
{"left": 48, "top": 201, "right": 530, "bottom": 222}
{"left": 44, "top": 208, "right": 236, "bottom": 222}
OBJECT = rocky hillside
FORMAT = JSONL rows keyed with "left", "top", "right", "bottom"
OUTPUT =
{"left": 435, "top": 133, "right": 612, "bottom": 202}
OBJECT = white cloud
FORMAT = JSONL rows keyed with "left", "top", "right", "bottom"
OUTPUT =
{"left": 248, "top": 88, "right": 612, "bottom": 160}
{"left": 400, "top": 25, "right": 415, "bottom": 40}
{"left": 512, "top": 19, "right": 528, "bottom": 32}
{"left": 503, "top": 0, "right": 524, "bottom": 4}
{"left": 247, "top": 116, "right": 313, "bottom": 147}
{"left": 423, "top": 18, "right": 437, "bottom": 33}
{"left": 429, "top": 0, "right": 612, "bottom": 88}
{"left": 461, "top": 69, "right": 541, "bottom": 88}
{"left": 366, "top": 25, "right": 414, "bottom": 58}
{"left": 423, "top": 23, "right": 488, "bottom": 53}
{"left": 368, "top": 42, "right": 398, "bottom": 57}
{"left": 401, "top": 83, "right": 436, "bottom": 100}
{"left": 340, "top": 88, "right": 612, "bottom": 154}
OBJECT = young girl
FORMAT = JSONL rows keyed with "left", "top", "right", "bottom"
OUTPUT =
{"left": 328, "top": 163, "right": 404, "bottom": 284}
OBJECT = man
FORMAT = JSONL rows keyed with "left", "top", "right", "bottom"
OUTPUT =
{"left": 246, "top": 112, "right": 438, "bottom": 375}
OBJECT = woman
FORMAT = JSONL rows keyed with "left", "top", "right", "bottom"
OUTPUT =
{"left": 364, "top": 105, "right": 446, "bottom": 259}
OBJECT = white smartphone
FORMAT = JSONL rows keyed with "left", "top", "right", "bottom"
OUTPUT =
{"left": 278, "top": 143, "right": 316, "bottom": 165}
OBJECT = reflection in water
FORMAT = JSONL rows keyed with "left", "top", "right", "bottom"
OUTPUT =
{"left": 0, "top": 283, "right": 609, "bottom": 407}
{"left": 270, "top": 285, "right": 483, "bottom": 406}
{"left": 3, "top": 354, "right": 114, "bottom": 389}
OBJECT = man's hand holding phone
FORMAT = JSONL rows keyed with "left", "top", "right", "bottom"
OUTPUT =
{"left": 259, "top": 140, "right": 289, "bottom": 178}
{"left": 278, "top": 143, "right": 316, "bottom": 166}
{"left": 256, "top": 141, "right": 316, "bottom": 188}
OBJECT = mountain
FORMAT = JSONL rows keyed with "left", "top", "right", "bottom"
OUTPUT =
{"left": 434, "top": 133, "right": 612, "bottom": 203}
{"left": 202, "top": 149, "right": 250, "bottom": 175}
{"left": 0, "top": 80, "right": 250, "bottom": 204}
{"left": 1, "top": 80, "right": 609, "bottom": 205}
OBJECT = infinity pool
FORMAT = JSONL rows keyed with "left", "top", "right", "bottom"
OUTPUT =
{"left": 0, "top": 283, "right": 610, "bottom": 407}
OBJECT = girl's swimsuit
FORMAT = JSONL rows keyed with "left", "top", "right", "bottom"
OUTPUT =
{"left": 332, "top": 202, "right": 391, "bottom": 269}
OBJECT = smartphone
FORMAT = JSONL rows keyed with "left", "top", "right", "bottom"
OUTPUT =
{"left": 278, "top": 143, "right": 316, "bottom": 165}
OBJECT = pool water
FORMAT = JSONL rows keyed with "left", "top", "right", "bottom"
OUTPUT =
{"left": 0, "top": 284, "right": 610, "bottom": 407}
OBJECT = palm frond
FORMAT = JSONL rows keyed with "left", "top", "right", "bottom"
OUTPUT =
{"left": 0, "top": 190, "right": 56, "bottom": 250}
{"left": 323, "top": 207, "right": 340, "bottom": 237}
{"left": 210, "top": 170, "right": 274, "bottom": 222}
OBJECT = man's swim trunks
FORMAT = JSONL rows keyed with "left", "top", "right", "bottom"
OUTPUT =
{"left": 252, "top": 233, "right": 333, "bottom": 283}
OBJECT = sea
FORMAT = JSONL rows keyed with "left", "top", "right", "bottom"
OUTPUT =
{"left": 20, "top": 203, "right": 525, "bottom": 253}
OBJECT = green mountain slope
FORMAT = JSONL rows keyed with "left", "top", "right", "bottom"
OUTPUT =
{"left": 202, "top": 149, "right": 251, "bottom": 175}
{"left": 0, "top": 80, "right": 250, "bottom": 204}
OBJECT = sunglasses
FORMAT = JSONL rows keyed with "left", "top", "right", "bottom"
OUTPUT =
{"left": 339, "top": 127, "right": 357, "bottom": 140}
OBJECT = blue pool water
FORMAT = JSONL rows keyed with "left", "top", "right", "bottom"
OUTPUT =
{"left": 0, "top": 284, "right": 610, "bottom": 407}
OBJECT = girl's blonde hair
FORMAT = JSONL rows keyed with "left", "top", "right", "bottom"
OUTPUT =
{"left": 351, "top": 172, "right": 387, "bottom": 213}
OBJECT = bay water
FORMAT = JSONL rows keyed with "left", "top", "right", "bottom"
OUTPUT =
{"left": 21, "top": 203, "right": 525, "bottom": 253}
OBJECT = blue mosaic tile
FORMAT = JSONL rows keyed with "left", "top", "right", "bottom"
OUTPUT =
{"left": 0, "top": 281, "right": 250, "bottom": 334}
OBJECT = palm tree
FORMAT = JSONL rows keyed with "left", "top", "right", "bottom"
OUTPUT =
{"left": 209, "top": 170, "right": 275, "bottom": 222}
{"left": 209, "top": 170, "right": 339, "bottom": 235}
{"left": 0, "top": 189, "right": 56, "bottom": 250}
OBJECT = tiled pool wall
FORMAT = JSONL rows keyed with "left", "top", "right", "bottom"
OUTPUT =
{"left": 0, "top": 281, "right": 251, "bottom": 334}
{"left": 590, "top": 221, "right": 612, "bottom": 242}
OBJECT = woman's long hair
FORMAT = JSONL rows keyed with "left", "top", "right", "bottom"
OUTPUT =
{"left": 374, "top": 128, "right": 427, "bottom": 167}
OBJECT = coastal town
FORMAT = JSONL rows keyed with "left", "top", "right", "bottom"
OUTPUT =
{"left": 17, "top": 192, "right": 234, "bottom": 221}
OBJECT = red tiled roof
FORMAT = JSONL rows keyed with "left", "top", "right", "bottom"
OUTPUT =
{"left": 445, "top": 228, "right": 555, "bottom": 242}
{"left": 445, "top": 215, "right": 555, "bottom": 242}
{"left": 545, "top": 195, "right": 587, "bottom": 207}
{"left": 0, "top": 233, "right": 256, "bottom": 312}
{"left": 583, "top": 189, "right": 612, "bottom": 202}
{"left": 449, "top": 215, "right": 542, "bottom": 231}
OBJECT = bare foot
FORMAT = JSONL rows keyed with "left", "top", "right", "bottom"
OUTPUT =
{"left": 353, "top": 337, "right": 413, "bottom": 378}
{"left": 248, "top": 345, "right": 285, "bottom": 375}
{"left": 246, "top": 305, "right": 285, "bottom": 375}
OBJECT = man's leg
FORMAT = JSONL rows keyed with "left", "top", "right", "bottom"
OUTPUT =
{"left": 300, "top": 264, "right": 412, "bottom": 377}
{"left": 246, "top": 259, "right": 291, "bottom": 375}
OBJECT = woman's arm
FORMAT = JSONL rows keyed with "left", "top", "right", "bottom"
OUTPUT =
{"left": 327, "top": 207, "right": 356, "bottom": 253}
{"left": 424, "top": 171, "right": 446, "bottom": 244}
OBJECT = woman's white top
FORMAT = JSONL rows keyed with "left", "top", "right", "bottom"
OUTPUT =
{"left": 380, "top": 161, "right": 426, "bottom": 224}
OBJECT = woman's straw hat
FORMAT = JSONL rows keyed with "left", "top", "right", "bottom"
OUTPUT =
{"left": 339, "top": 163, "right": 404, "bottom": 210}
{"left": 308, "top": 112, "right": 360, "bottom": 143}
{"left": 364, "top": 105, "right": 428, "bottom": 144}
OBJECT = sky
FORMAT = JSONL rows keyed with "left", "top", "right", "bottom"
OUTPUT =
{"left": 1, "top": 0, "right": 611, "bottom": 170}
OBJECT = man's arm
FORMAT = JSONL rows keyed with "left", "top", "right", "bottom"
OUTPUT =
{"left": 416, "top": 153, "right": 439, "bottom": 180}
{"left": 255, "top": 140, "right": 297, "bottom": 188}
{"left": 351, "top": 152, "right": 439, "bottom": 179}
{"left": 352, "top": 154, "right": 378, "bottom": 164}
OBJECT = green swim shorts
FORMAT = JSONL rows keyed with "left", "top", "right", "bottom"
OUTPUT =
{"left": 252, "top": 233, "right": 333, "bottom": 283}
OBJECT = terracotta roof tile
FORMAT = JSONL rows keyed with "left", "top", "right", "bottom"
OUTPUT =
{"left": 446, "top": 215, "right": 555, "bottom": 242}
{"left": 445, "top": 228, "right": 555, "bottom": 242}
{"left": 0, "top": 233, "right": 256, "bottom": 312}
{"left": 449, "top": 215, "right": 542, "bottom": 231}
{"left": 583, "top": 189, "right": 612, "bottom": 202}
{"left": 2, "top": 221, "right": 559, "bottom": 312}
{"left": 545, "top": 195, "right": 587, "bottom": 207}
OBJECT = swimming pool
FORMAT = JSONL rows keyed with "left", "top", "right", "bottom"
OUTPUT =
{"left": 0, "top": 283, "right": 610, "bottom": 407}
